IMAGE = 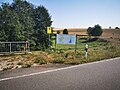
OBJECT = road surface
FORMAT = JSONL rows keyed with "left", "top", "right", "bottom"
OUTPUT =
{"left": 0, "top": 57, "right": 120, "bottom": 90}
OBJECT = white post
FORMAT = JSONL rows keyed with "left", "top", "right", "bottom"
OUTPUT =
{"left": 85, "top": 51, "right": 88, "bottom": 59}
{"left": 85, "top": 44, "right": 88, "bottom": 59}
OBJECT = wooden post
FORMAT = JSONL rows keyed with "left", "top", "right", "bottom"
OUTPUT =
{"left": 55, "top": 34, "right": 57, "bottom": 52}
{"left": 75, "top": 35, "right": 77, "bottom": 57}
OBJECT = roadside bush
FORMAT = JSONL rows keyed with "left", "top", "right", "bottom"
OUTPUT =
{"left": 52, "top": 57, "right": 64, "bottom": 64}
{"left": 34, "top": 57, "right": 47, "bottom": 65}
{"left": 22, "top": 63, "right": 32, "bottom": 68}
{"left": 97, "top": 39, "right": 108, "bottom": 42}
{"left": 104, "top": 46, "right": 116, "bottom": 50}
{"left": 65, "top": 59, "right": 81, "bottom": 65}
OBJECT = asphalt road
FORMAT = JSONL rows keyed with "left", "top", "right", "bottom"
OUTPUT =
{"left": 0, "top": 57, "right": 120, "bottom": 90}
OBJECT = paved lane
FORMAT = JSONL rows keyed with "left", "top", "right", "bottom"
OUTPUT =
{"left": 0, "top": 57, "right": 120, "bottom": 90}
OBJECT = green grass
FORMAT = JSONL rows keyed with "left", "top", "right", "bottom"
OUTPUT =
{"left": 52, "top": 57, "right": 65, "bottom": 64}
{"left": 51, "top": 36, "right": 109, "bottom": 51}
{"left": 49, "top": 36, "right": 120, "bottom": 65}
{"left": 1, "top": 36, "right": 120, "bottom": 71}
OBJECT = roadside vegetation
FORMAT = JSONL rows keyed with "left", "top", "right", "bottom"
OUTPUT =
{"left": 1, "top": 36, "right": 120, "bottom": 71}
{"left": 0, "top": 1, "right": 120, "bottom": 71}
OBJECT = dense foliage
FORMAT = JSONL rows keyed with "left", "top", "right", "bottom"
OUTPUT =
{"left": 115, "top": 27, "right": 119, "bottom": 29}
{"left": 0, "top": 0, "right": 52, "bottom": 50}
{"left": 87, "top": 24, "right": 103, "bottom": 38}
{"left": 63, "top": 28, "right": 68, "bottom": 34}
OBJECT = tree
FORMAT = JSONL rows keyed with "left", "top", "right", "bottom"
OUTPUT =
{"left": 57, "top": 30, "right": 60, "bottom": 34}
{"left": 0, "top": 6, "right": 7, "bottom": 41}
{"left": 0, "top": 3, "right": 23, "bottom": 41}
{"left": 87, "top": 27, "right": 92, "bottom": 39}
{"left": 0, "top": 0, "right": 52, "bottom": 50}
{"left": 115, "top": 27, "right": 119, "bottom": 29}
{"left": 33, "top": 6, "right": 52, "bottom": 50}
{"left": 87, "top": 24, "right": 103, "bottom": 38}
{"left": 63, "top": 28, "right": 68, "bottom": 34}
{"left": 11, "top": 0, "right": 35, "bottom": 41}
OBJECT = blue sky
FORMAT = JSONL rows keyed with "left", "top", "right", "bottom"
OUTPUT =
{"left": 0, "top": 0, "right": 120, "bottom": 28}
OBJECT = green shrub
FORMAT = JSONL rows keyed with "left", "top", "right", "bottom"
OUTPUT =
{"left": 65, "top": 59, "right": 81, "bottom": 65}
{"left": 22, "top": 63, "right": 32, "bottom": 68}
{"left": 104, "top": 46, "right": 115, "bottom": 50}
{"left": 52, "top": 57, "right": 64, "bottom": 64}
{"left": 119, "top": 38, "right": 120, "bottom": 41}
{"left": 64, "top": 53, "right": 69, "bottom": 58}
{"left": 97, "top": 39, "right": 108, "bottom": 42}
{"left": 34, "top": 57, "right": 47, "bottom": 65}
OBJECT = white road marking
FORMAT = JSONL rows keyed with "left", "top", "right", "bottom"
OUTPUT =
{"left": 0, "top": 57, "right": 120, "bottom": 82}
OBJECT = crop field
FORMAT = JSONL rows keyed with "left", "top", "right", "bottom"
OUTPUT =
{"left": 53, "top": 28, "right": 120, "bottom": 45}
{"left": 53, "top": 28, "right": 120, "bottom": 38}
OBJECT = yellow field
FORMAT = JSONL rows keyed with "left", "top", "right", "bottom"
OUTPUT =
{"left": 53, "top": 28, "right": 120, "bottom": 38}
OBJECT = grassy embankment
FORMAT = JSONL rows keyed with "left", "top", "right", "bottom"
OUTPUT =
{"left": 0, "top": 29, "right": 120, "bottom": 70}
{"left": 50, "top": 36, "right": 120, "bottom": 64}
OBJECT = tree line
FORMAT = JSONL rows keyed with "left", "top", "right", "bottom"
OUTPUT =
{"left": 0, "top": 0, "right": 52, "bottom": 50}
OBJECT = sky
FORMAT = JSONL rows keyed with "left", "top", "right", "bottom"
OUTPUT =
{"left": 0, "top": 0, "right": 120, "bottom": 28}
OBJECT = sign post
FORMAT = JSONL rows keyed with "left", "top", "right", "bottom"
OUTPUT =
{"left": 75, "top": 35, "right": 77, "bottom": 56}
{"left": 47, "top": 27, "right": 52, "bottom": 52}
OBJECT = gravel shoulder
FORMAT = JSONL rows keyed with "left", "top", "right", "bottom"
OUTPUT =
{"left": 0, "top": 63, "right": 72, "bottom": 79}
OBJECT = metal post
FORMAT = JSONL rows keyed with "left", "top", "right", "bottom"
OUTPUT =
{"left": 10, "top": 42, "right": 11, "bottom": 53}
{"left": 48, "top": 34, "right": 50, "bottom": 52}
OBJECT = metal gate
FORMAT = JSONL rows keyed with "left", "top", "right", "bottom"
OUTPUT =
{"left": 0, "top": 41, "right": 30, "bottom": 53}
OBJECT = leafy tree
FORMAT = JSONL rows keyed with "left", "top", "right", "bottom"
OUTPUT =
{"left": 0, "top": 3, "right": 23, "bottom": 41}
{"left": 87, "top": 24, "right": 103, "bottom": 38}
{"left": 115, "top": 27, "right": 119, "bottom": 29}
{"left": 57, "top": 30, "right": 60, "bottom": 34}
{"left": 0, "top": 6, "right": 7, "bottom": 41}
{"left": 0, "top": 0, "right": 52, "bottom": 50}
{"left": 33, "top": 6, "right": 52, "bottom": 50}
{"left": 63, "top": 28, "right": 68, "bottom": 34}
{"left": 87, "top": 27, "right": 92, "bottom": 39}
{"left": 11, "top": 0, "right": 35, "bottom": 41}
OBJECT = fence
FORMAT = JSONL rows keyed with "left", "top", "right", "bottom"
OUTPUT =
{"left": 0, "top": 41, "right": 30, "bottom": 54}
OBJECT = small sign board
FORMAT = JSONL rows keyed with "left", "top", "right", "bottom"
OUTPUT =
{"left": 47, "top": 27, "right": 52, "bottom": 34}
